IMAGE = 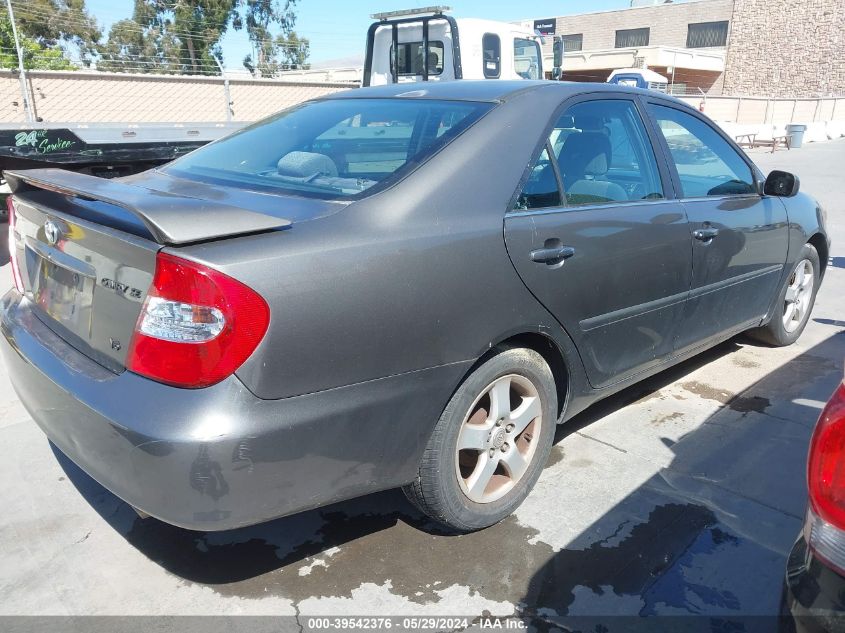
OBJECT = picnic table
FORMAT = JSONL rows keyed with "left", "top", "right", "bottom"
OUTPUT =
{"left": 735, "top": 132, "right": 791, "bottom": 153}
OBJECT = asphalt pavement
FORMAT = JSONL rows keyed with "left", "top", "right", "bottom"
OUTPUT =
{"left": 0, "top": 139, "right": 843, "bottom": 623}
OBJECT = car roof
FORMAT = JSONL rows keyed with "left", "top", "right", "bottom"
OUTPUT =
{"left": 323, "top": 80, "right": 679, "bottom": 104}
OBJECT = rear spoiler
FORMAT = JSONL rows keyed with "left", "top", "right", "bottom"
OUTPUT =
{"left": 4, "top": 168, "right": 291, "bottom": 245}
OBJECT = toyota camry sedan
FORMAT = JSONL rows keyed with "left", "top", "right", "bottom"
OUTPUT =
{"left": 1, "top": 81, "right": 830, "bottom": 533}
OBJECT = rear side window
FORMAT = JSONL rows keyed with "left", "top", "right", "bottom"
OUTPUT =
{"left": 515, "top": 146, "right": 561, "bottom": 210}
{"left": 166, "top": 98, "right": 491, "bottom": 200}
{"left": 482, "top": 33, "right": 501, "bottom": 78}
{"left": 552, "top": 100, "right": 664, "bottom": 206}
{"left": 390, "top": 41, "right": 445, "bottom": 76}
{"left": 648, "top": 104, "right": 756, "bottom": 198}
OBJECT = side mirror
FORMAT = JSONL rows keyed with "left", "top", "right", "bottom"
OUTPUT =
{"left": 552, "top": 37, "right": 563, "bottom": 80}
{"left": 764, "top": 170, "right": 800, "bottom": 197}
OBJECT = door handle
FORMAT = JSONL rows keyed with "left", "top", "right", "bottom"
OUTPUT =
{"left": 530, "top": 245, "right": 576, "bottom": 264}
{"left": 693, "top": 227, "right": 719, "bottom": 241}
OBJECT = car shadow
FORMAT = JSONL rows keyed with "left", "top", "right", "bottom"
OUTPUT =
{"left": 52, "top": 443, "right": 452, "bottom": 585}
{"left": 54, "top": 331, "right": 844, "bottom": 612}
{"left": 815, "top": 318, "right": 845, "bottom": 329}
{"left": 521, "top": 331, "right": 845, "bottom": 622}
{"left": 554, "top": 339, "right": 743, "bottom": 441}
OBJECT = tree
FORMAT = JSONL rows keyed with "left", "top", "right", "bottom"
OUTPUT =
{"left": 0, "top": 11, "right": 76, "bottom": 70}
{"left": 97, "top": 0, "right": 308, "bottom": 76}
{"left": 97, "top": 18, "right": 182, "bottom": 74}
{"left": 277, "top": 30, "right": 308, "bottom": 69}
{"left": 240, "top": 1, "right": 309, "bottom": 76}
{"left": 243, "top": 30, "right": 308, "bottom": 76}
{"left": 132, "top": 0, "right": 238, "bottom": 75}
{"left": 9, "top": 0, "right": 101, "bottom": 66}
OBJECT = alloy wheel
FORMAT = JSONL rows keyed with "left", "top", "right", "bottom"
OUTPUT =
{"left": 783, "top": 258, "right": 814, "bottom": 333}
{"left": 455, "top": 374, "right": 543, "bottom": 504}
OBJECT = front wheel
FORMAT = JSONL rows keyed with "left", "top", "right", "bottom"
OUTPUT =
{"left": 403, "top": 347, "right": 557, "bottom": 532}
{"left": 747, "top": 243, "right": 820, "bottom": 346}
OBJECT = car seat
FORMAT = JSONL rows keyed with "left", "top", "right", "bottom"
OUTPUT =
{"left": 558, "top": 132, "right": 628, "bottom": 203}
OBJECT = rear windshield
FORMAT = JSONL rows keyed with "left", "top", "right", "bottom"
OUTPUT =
{"left": 164, "top": 98, "right": 492, "bottom": 200}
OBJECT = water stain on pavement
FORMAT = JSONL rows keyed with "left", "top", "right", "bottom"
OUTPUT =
{"left": 121, "top": 494, "right": 734, "bottom": 615}
{"left": 651, "top": 412, "right": 683, "bottom": 426}
{"left": 732, "top": 356, "right": 761, "bottom": 369}
{"left": 521, "top": 503, "right": 738, "bottom": 616}
{"left": 681, "top": 381, "right": 770, "bottom": 414}
{"left": 546, "top": 446, "right": 566, "bottom": 467}
{"left": 125, "top": 492, "right": 557, "bottom": 605}
{"left": 55, "top": 442, "right": 744, "bottom": 614}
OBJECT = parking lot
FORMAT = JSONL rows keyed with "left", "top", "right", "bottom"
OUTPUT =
{"left": 0, "top": 138, "right": 843, "bottom": 621}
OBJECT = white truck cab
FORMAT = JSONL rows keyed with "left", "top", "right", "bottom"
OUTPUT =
{"left": 363, "top": 6, "right": 562, "bottom": 86}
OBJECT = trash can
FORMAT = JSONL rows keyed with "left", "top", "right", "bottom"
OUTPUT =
{"left": 787, "top": 124, "right": 807, "bottom": 148}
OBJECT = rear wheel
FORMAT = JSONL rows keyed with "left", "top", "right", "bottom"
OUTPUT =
{"left": 403, "top": 347, "right": 557, "bottom": 532}
{"left": 747, "top": 243, "right": 820, "bottom": 346}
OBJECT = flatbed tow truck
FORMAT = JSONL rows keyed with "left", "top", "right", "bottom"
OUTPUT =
{"left": 362, "top": 6, "right": 563, "bottom": 86}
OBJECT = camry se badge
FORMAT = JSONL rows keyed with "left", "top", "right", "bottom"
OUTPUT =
{"left": 101, "top": 278, "right": 143, "bottom": 299}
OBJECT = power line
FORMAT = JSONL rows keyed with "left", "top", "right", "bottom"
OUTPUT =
{"left": 4, "top": 3, "right": 361, "bottom": 44}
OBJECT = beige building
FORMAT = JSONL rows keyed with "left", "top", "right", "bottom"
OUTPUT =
{"left": 723, "top": 0, "right": 845, "bottom": 97}
{"left": 519, "top": 0, "right": 734, "bottom": 94}
{"left": 520, "top": 0, "right": 844, "bottom": 98}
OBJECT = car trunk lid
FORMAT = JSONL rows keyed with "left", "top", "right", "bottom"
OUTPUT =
{"left": 6, "top": 168, "right": 291, "bottom": 372}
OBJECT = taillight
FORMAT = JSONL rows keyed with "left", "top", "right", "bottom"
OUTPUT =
{"left": 7, "top": 197, "right": 24, "bottom": 294}
{"left": 806, "top": 380, "right": 845, "bottom": 572}
{"left": 127, "top": 252, "right": 270, "bottom": 389}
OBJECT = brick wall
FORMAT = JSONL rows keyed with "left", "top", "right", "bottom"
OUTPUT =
{"left": 723, "top": 0, "right": 845, "bottom": 97}
{"left": 0, "top": 70, "right": 353, "bottom": 124}
{"left": 551, "top": 0, "right": 734, "bottom": 51}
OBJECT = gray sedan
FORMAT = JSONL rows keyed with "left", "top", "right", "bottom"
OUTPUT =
{"left": 0, "top": 81, "right": 830, "bottom": 533}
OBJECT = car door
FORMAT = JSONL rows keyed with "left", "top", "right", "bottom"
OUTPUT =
{"left": 504, "top": 96, "right": 692, "bottom": 389}
{"left": 644, "top": 101, "right": 789, "bottom": 352}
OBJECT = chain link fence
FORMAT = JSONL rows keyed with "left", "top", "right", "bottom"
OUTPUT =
{"left": 0, "top": 70, "right": 355, "bottom": 124}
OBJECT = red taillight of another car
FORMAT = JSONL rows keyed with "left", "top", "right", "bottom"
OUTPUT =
{"left": 7, "top": 197, "right": 25, "bottom": 294}
{"left": 127, "top": 252, "right": 270, "bottom": 389}
{"left": 806, "top": 380, "right": 845, "bottom": 574}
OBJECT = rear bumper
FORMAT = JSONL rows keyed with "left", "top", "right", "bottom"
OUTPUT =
{"left": 0, "top": 290, "right": 466, "bottom": 530}
{"left": 782, "top": 534, "right": 845, "bottom": 632}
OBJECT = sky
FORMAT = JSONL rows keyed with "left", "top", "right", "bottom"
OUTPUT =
{"left": 82, "top": 0, "right": 643, "bottom": 70}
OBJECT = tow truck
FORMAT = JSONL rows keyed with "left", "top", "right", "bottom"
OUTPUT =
{"left": 362, "top": 6, "right": 563, "bottom": 86}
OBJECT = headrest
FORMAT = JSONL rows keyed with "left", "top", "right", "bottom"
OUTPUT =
{"left": 574, "top": 115, "right": 603, "bottom": 131}
{"left": 277, "top": 151, "right": 338, "bottom": 178}
{"left": 560, "top": 132, "right": 612, "bottom": 179}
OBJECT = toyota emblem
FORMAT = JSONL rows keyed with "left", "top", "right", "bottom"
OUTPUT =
{"left": 44, "top": 220, "right": 60, "bottom": 246}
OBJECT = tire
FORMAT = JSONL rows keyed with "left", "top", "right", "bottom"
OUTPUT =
{"left": 747, "top": 243, "right": 820, "bottom": 347}
{"left": 403, "top": 347, "right": 557, "bottom": 532}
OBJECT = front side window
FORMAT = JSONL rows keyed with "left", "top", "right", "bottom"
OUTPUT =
{"left": 166, "top": 98, "right": 491, "bottom": 200}
{"left": 482, "top": 33, "right": 501, "bottom": 78}
{"left": 514, "top": 38, "right": 541, "bottom": 79}
{"left": 615, "top": 27, "right": 650, "bottom": 48}
{"left": 552, "top": 100, "right": 664, "bottom": 206}
{"left": 648, "top": 104, "right": 756, "bottom": 198}
{"left": 390, "top": 41, "right": 445, "bottom": 76}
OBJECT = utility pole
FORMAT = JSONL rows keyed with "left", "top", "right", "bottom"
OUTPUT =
{"left": 5, "top": 0, "right": 35, "bottom": 123}
{"left": 213, "top": 57, "right": 233, "bottom": 123}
